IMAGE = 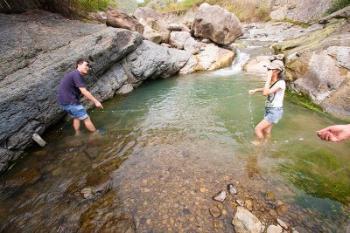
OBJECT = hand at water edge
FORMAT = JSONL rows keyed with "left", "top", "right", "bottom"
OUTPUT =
{"left": 317, "top": 124, "right": 350, "bottom": 142}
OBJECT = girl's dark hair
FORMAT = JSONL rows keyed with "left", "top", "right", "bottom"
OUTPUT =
{"left": 75, "top": 58, "right": 89, "bottom": 68}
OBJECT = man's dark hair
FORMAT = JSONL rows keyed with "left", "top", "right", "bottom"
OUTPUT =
{"left": 76, "top": 58, "right": 89, "bottom": 69}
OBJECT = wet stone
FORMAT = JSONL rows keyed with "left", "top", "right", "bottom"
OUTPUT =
{"left": 265, "top": 191, "right": 276, "bottom": 201}
{"left": 277, "top": 218, "right": 289, "bottom": 230}
{"left": 209, "top": 205, "right": 221, "bottom": 218}
{"left": 245, "top": 199, "right": 253, "bottom": 211}
{"left": 228, "top": 183, "right": 237, "bottom": 195}
{"left": 276, "top": 203, "right": 288, "bottom": 215}
{"left": 267, "top": 224, "right": 283, "bottom": 233}
{"left": 81, "top": 187, "right": 93, "bottom": 199}
{"left": 236, "top": 199, "right": 244, "bottom": 207}
{"left": 213, "top": 190, "right": 226, "bottom": 202}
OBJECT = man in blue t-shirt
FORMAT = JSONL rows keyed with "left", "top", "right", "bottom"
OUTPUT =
{"left": 57, "top": 59, "right": 103, "bottom": 135}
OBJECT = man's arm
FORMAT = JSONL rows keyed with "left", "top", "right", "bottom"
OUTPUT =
{"left": 79, "top": 87, "right": 103, "bottom": 109}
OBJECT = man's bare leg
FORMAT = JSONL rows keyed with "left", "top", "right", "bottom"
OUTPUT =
{"left": 83, "top": 117, "right": 97, "bottom": 132}
{"left": 73, "top": 118, "right": 81, "bottom": 135}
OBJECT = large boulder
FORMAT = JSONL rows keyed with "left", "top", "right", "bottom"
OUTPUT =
{"left": 192, "top": 3, "right": 242, "bottom": 45}
{"left": 123, "top": 40, "right": 191, "bottom": 83}
{"left": 106, "top": 9, "right": 144, "bottom": 34}
{"left": 169, "top": 31, "right": 192, "bottom": 49}
{"left": 180, "top": 43, "right": 235, "bottom": 74}
{"left": 137, "top": 17, "right": 170, "bottom": 44}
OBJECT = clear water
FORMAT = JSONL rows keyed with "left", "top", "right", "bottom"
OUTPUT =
{"left": 1, "top": 71, "right": 350, "bottom": 233}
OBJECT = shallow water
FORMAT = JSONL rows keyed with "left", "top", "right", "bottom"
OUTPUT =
{"left": 1, "top": 70, "right": 350, "bottom": 233}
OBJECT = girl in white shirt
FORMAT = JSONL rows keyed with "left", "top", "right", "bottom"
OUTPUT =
{"left": 249, "top": 60, "right": 286, "bottom": 145}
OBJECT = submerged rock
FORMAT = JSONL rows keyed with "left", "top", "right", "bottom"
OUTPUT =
{"left": 209, "top": 205, "right": 222, "bottom": 218}
{"left": 267, "top": 224, "right": 283, "bottom": 233}
{"left": 232, "top": 206, "right": 264, "bottom": 233}
{"left": 228, "top": 183, "right": 237, "bottom": 195}
{"left": 213, "top": 190, "right": 226, "bottom": 202}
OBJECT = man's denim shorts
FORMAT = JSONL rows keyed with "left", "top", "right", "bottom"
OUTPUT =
{"left": 264, "top": 107, "right": 283, "bottom": 124}
{"left": 61, "top": 104, "right": 88, "bottom": 120}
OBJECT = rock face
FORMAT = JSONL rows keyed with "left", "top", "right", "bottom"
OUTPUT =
{"left": 106, "top": 9, "right": 144, "bottom": 34}
{"left": 0, "top": 10, "right": 191, "bottom": 173}
{"left": 232, "top": 207, "right": 264, "bottom": 233}
{"left": 270, "top": 0, "right": 332, "bottom": 23}
{"left": 124, "top": 40, "right": 191, "bottom": 83}
{"left": 273, "top": 17, "right": 350, "bottom": 119}
{"left": 192, "top": 3, "right": 242, "bottom": 45}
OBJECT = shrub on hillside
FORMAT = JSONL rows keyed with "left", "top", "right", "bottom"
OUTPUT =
{"left": 157, "top": 0, "right": 271, "bottom": 22}
{"left": 327, "top": 0, "right": 350, "bottom": 14}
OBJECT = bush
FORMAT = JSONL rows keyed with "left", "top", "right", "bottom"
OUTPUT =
{"left": 327, "top": 0, "right": 350, "bottom": 14}
{"left": 158, "top": 0, "right": 271, "bottom": 22}
{"left": 73, "top": 0, "right": 114, "bottom": 11}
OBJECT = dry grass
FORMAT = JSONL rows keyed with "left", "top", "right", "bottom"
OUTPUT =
{"left": 158, "top": 0, "right": 271, "bottom": 22}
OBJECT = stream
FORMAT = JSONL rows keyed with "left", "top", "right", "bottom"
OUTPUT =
{"left": 1, "top": 52, "right": 350, "bottom": 233}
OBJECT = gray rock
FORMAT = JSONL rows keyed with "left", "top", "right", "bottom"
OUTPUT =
{"left": 293, "top": 51, "right": 346, "bottom": 103}
{"left": 117, "top": 84, "right": 134, "bottom": 95}
{"left": 273, "top": 0, "right": 332, "bottom": 23}
{"left": 320, "top": 5, "right": 350, "bottom": 24}
{"left": 179, "top": 43, "right": 235, "bottom": 74}
{"left": 232, "top": 207, "right": 264, "bottom": 233}
{"left": 169, "top": 31, "right": 191, "bottom": 49}
{"left": 167, "top": 23, "right": 190, "bottom": 32}
{"left": 184, "top": 37, "right": 203, "bottom": 55}
{"left": 106, "top": 8, "right": 144, "bottom": 34}
{"left": 326, "top": 46, "right": 350, "bottom": 70}
{"left": 134, "top": 8, "right": 170, "bottom": 44}
{"left": 192, "top": 3, "right": 242, "bottom": 45}
{"left": 124, "top": 40, "right": 191, "bottom": 82}
{"left": 213, "top": 190, "right": 226, "bottom": 202}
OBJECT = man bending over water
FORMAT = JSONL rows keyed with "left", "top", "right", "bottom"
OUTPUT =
{"left": 249, "top": 60, "right": 286, "bottom": 145}
{"left": 57, "top": 59, "right": 103, "bottom": 135}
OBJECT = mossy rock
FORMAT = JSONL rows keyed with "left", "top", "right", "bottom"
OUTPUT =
{"left": 272, "top": 20, "right": 346, "bottom": 55}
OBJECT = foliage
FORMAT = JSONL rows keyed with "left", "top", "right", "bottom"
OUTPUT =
{"left": 157, "top": 0, "right": 271, "bottom": 22}
{"left": 327, "top": 0, "right": 350, "bottom": 14}
{"left": 72, "top": 0, "right": 115, "bottom": 11}
{"left": 285, "top": 90, "right": 324, "bottom": 114}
